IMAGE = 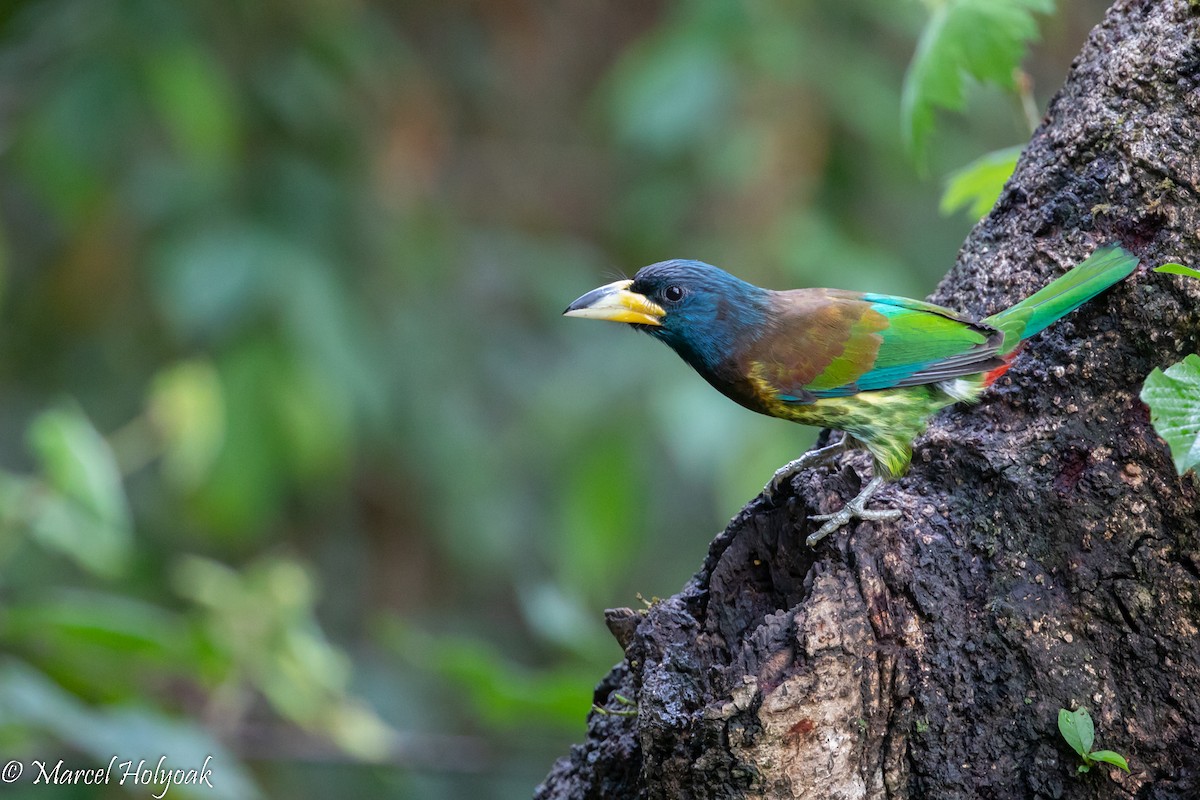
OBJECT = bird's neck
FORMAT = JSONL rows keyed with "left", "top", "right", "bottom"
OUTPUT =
{"left": 654, "top": 289, "right": 769, "bottom": 379}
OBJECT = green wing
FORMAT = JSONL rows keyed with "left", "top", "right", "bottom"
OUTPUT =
{"left": 749, "top": 290, "right": 1004, "bottom": 403}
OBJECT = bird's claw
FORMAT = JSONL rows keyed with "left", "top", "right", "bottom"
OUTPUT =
{"left": 807, "top": 506, "right": 901, "bottom": 547}
{"left": 806, "top": 476, "right": 900, "bottom": 547}
{"left": 763, "top": 440, "right": 846, "bottom": 501}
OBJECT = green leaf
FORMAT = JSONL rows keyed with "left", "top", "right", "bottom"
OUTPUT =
{"left": 1141, "top": 354, "right": 1200, "bottom": 475}
{"left": 902, "top": 0, "right": 1054, "bottom": 160}
{"left": 1154, "top": 262, "right": 1200, "bottom": 280}
{"left": 3, "top": 590, "right": 182, "bottom": 657}
{"left": 1058, "top": 707, "right": 1093, "bottom": 757}
{"left": 25, "top": 405, "right": 132, "bottom": 576}
{"left": 941, "top": 145, "right": 1023, "bottom": 219}
{"left": 28, "top": 405, "right": 129, "bottom": 527}
{"left": 1075, "top": 708, "right": 1095, "bottom": 753}
{"left": 148, "top": 360, "right": 225, "bottom": 489}
{"left": 144, "top": 44, "right": 240, "bottom": 169}
{"left": 1088, "top": 750, "right": 1130, "bottom": 772}
{"left": 24, "top": 495, "right": 133, "bottom": 579}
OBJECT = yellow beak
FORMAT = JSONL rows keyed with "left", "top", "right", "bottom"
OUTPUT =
{"left": 563, "top": 279, "right": 665, "bottom": 326}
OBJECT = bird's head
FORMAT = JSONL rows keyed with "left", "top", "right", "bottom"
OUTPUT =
{"left": 564, "top": 259, "right": 769, "bottom": 373}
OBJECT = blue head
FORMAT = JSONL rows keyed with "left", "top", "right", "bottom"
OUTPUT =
{"left": 564, "top": 259, "right": 769, "bottom": 376}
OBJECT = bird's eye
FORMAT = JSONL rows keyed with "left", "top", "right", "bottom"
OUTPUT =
{"left": 663, "top": 285, "right": 685, "bottom": 302}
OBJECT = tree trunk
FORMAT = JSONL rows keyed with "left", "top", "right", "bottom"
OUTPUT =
{"left": 535, "top": 1, "right": 1200, "bottom": 798}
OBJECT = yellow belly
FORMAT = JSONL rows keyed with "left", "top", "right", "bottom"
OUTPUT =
{"left": 750, "top": 376, "right": 985, "bottom": 477}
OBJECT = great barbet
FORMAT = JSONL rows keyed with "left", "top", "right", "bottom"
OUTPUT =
{"left": 564, "top": 245, "right": 1137, "bottom": 545}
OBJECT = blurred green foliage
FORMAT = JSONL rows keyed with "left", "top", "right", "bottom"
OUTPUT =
{"left": 0, "top": 0, "right": 1108, "bottom": 797}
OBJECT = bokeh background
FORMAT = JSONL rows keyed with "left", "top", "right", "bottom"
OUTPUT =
{"left": 0, "top": 0, "right": 1109, "bottom": 797}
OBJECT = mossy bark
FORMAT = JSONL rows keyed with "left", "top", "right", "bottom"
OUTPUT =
{"left": 536, "top": 1, "right": 1200, "bottom": 797}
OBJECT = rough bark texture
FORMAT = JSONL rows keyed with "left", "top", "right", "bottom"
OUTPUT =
{"left": 536, "top": 2, "right": 1200, "bottom": 798}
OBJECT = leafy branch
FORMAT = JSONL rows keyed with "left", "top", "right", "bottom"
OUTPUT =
{"left": 903, "top": 0, "right": 1054, "bottom": 162}
{"left": 902, "top": 0, "right": 1055, "bottom": 218}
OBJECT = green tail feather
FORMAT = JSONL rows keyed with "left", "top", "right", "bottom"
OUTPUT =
{"left": 984, "top": 245, "right": 1137, "bottom": 353}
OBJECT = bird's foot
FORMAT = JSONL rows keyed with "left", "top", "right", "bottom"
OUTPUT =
{"left": 763, "top": 440, "right": 846, "bottom": 501}
{"left": 806, "top": 476, "right": 900, "bottom": 547}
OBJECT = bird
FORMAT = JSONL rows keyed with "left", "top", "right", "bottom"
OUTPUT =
{"left": 564, "top": 245, "right": 1137, "bottom": 545}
